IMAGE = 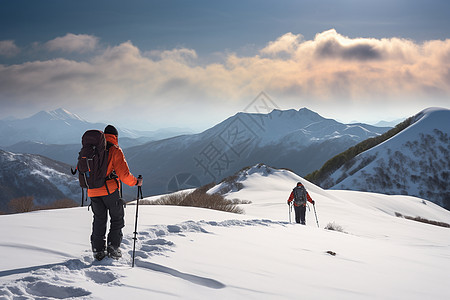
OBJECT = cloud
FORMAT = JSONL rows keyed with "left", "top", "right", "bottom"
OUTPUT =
{"left": 45, "top": 33, "right": 99, "bottom": 53}
{"left": 0, "top": 29, "right": 449, "bottom": 126}
{"left": 252, "top": 29, "right": 450, "bottom": 100}
{"left": 315, "top": 37, "right": 382, "bottom": 61}
{"left": 0, "top": 40, "right": 20, "bottom": 57}
{"left": 260, "top": 32, "right": 303, "bottom": 56}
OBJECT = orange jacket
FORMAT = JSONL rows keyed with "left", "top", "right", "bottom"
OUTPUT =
{"left": 87, "top": 134, "right": 137, "bottom": 198}
{"left": 287, "top": 188, "right": 314, "bottom": 207}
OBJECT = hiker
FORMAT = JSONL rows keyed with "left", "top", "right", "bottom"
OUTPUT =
{"left": 287, "top": 182, "right": 314, "bottom": 225}
{"left": 88, "top": 125, "right": 143, "bottom": 260}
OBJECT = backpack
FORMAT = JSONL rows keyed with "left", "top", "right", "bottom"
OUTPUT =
{"left": 75, "top": 130, "right": 109, "bottom": 189}
{"left": 293, "top": 185, "right": 307, "bottom": 206}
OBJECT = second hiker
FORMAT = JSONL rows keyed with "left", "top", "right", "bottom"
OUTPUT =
{"left": 88, "top": 125, "right": 143, "bottom": 261}
{"left": 287, "top": 182, "right": 314, "bottom": 225}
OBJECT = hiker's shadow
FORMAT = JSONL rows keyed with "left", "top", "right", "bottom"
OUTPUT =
{"left": 0, "top": 259, "right": 88, "bottom": 278}
{"left": 134, "top": 259, "right": 226, "bottom": 289}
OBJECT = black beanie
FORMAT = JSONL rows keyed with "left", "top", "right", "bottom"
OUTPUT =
{"left": 104, "top": 125, "right": 118, "bottom": 136}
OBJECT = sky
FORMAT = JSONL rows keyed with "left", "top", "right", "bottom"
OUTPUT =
{"left": 0, "top": 0, "right": 449, "bottom": 131}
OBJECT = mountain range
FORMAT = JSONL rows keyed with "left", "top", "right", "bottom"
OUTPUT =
{"left": 0, "top": 107, "right": 391, "bottom": 208}
{"left": 1, "top": 106, "right": 448, "bottom": 211}
{"left": 124, "top": 108, "right": 391, "bottom": 196}
{"left": 0, "top": 108, "right": 191, "bottom": 148}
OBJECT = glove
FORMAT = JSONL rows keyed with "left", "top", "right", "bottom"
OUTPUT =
{"left": 287, "top": 200, "right": 290, "bottom": 206}
{"left": 136, "top": 176, "right": 143, "bottom": 187}
{"left": 312, "top": 200, "right": 315, "bottom": 205}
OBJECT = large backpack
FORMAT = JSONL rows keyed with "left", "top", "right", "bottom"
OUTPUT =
{"left": 75, "top": 130, "right": 109, "bottom": 189}
{"left": 293, "top": 185, "right": 307, "bottom": 206}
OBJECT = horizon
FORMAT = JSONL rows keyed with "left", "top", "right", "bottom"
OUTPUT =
{"left": 0, "top": 105, "right": 419, "bottom": 133}
{"left": 1, "top": 1, "right": 449, "bottom": 131}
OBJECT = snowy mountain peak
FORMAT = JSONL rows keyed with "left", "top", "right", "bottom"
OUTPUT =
{"left": 298, "top": 107, "right": 324, "bottom": 117}
{"left": 268, "top": 107, "right": 324, "bottom": 121}
{"left": 29, "top": 108, "right": 87, "bottom": 124}
{"left": 47, "top": 108, "right": 86, "bottom": 122}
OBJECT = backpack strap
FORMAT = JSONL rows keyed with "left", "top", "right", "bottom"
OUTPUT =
{"left": 104, "top": 143, "right": 121, "bottom": 195}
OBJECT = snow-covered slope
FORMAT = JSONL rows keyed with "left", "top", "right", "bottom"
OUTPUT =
{"left": 0, "top": 149, "right": 80, "bottom": 212}
{"left": 322, "top": 108, "right": 450, "bottom": 209}
{"left": 1, "top": 165, "right": 449, "bottom": 299}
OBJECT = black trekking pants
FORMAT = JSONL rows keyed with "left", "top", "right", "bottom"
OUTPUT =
{"left": 90, "top": 190, "right": 124, "bottom": 252}
{"left": 294, "top": 205, "right": 306, "bottom": 225}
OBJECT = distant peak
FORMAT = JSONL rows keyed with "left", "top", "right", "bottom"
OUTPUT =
{"left": 267, "top": 107, "right": 323, "bottom": 118}
{"left": 298, "top": 107, "right": 321, "bottom": 116}
{"left": 298, "top": 107, "right": 313, "bottom": 113}
{"left": 47, "top": 108, "right": 85, "bottom": 122}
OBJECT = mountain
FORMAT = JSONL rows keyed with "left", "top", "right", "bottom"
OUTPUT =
{"left": 0, "top": 149, "right": 81, "bottom": 212}
{"left": 0, "top": 108, "right": 102, "bottom": 146}
{"left": 124, "top": 108, "right": 391, "bottom": 197}
{"left": 0, "top": 108, "right": 191, "bottom": 147}
{"left": 4, "top": 141, "right": 81, "bottom": 165}
{"left": 1, "top": 165, "right": 449, "bottom": 299}
{"left": 317, "top": 108, "right": 450, "bottom": 209}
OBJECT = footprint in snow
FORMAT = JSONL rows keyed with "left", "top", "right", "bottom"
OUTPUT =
{"left": 25, "top": 281, "right": 91, "bottom": 299}
{"left": 85, "top": 270, "right": 119, "bottom": 284}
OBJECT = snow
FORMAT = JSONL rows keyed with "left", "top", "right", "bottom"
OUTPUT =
{"left": 1, "top": 167, "right": 449, "bottom": 299}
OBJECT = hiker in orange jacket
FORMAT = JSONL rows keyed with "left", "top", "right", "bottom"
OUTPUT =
{"left": 90, "top": 125, "right": 143, "bottom": 261}
{"left": 287, "top": 182, "right": 314, "bottom": 225}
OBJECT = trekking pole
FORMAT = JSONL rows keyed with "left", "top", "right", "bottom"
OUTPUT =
{"left": 132, "top": 175, "right": 143, "bottom": 268}
{"left": 313, "top": 203, "right": 319, "bottom": 228}
{"left": 288, "top": 202, "right": 292, "bottom": 223}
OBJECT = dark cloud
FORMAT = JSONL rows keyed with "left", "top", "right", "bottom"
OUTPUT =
{"left": 316, "top": 39, "right": 382, "bottom": 61}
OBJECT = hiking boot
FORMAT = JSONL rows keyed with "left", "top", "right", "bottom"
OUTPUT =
{"left": 93, "top": 251, "right": 107, "bottom": 261}
{"left": 107, "top": 245, "right": 122, "bottom": 259}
